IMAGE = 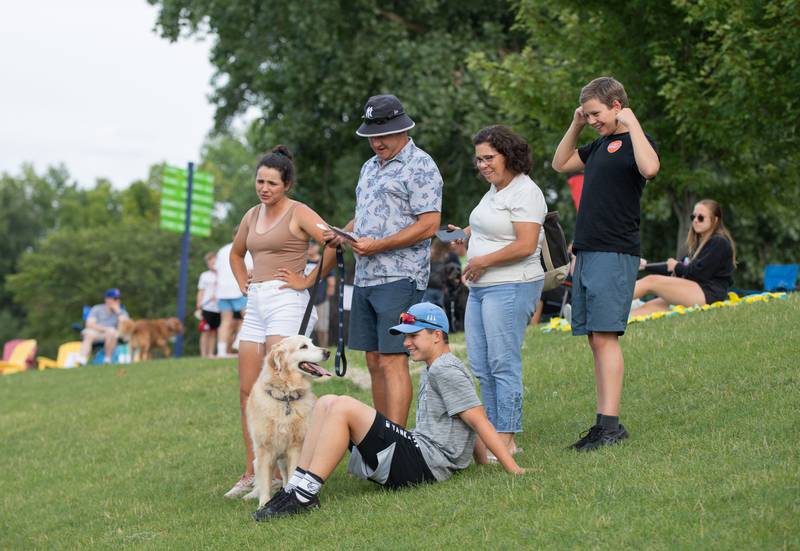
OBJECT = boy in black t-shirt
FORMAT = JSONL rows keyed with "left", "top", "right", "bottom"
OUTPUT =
{"left": 552, "top": 77, "right": 660, "bottom": 451}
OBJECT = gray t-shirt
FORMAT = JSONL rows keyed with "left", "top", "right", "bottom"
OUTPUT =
{"left": 87, "top": 304, "right": 124, "bottom": 329}
{"left": 413, "top": 352, "right": 482, "bottom": 481}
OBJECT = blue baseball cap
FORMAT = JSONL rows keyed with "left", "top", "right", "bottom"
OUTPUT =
{"left": 389, "top": 302, "right": 449, "bottom": 335}
{"left": 104, "top": 288, "right": 121, "bottom": 299}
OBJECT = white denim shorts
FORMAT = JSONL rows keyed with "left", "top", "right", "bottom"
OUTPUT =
{"left": 238, "top": 280, "right": 317, "bottom": 343}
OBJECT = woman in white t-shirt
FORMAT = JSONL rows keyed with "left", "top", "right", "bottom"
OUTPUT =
{"left": 452, "top": 125, "right": 546, "bottom": 457}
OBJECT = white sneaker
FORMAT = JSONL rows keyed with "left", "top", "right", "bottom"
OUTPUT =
{"left": 223, "top": 473, "right": 255, "bottom": 498}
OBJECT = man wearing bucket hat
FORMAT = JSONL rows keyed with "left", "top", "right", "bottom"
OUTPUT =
{"left": 78, "top": 288, "right": 128, "bottom": 365}
{"left": 326, "top": 94, "right": 443, "bottom": 428}
{"left": 252, "top": 302, "right": 524, "bottom": 520}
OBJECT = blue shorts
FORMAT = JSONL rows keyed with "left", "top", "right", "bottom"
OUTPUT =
{"left": 217, "top": 296, "right": 247, "bottom": 313}
{"left": 571, "top": 251, "right": 639, "bottom": 336}
{"left": 349, "top": 279, "right": 424, "bottom": 354}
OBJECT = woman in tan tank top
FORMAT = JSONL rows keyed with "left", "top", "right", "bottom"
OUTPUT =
{"left": 224, "top": 145, "right": 336, "bottom": 498}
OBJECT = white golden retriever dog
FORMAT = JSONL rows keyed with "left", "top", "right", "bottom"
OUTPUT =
{"left": 244, "top": 335, "right": 331, "bottom": 506}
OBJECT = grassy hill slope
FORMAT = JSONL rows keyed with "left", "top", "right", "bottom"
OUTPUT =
{"left": 2, "top": 296, "right": 797, "bottom": 549}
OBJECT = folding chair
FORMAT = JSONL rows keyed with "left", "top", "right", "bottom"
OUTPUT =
{"left": 764, "top": 264, "right": 798, "bottom": 292}
{"left": 37, "top": 341, "right": 83, "bottom": 370}
{"left": 0, "top": 339, "right": 37, "bottom": 375}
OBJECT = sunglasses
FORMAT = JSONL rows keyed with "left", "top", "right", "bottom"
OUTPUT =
{"left": 690, "top": 214, "right": 706, "bottom": 222}
{"left": 399, "top": 311, "right": 444, "bottom": 329}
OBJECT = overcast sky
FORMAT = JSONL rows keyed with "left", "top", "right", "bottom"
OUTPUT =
{"left": 0, "top": 1, "right": 216, "bottom": 188}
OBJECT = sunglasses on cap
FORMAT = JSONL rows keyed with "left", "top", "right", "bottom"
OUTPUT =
{"left": 398, "top": 311, "right": 444, "bottom": 329}
{"left": 690, "top": 214, "right": 706, "bottom": 222}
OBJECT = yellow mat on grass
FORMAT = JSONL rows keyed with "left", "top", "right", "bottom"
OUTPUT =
{"left": 541, "top": 292, "right": 789, "bottom": 334}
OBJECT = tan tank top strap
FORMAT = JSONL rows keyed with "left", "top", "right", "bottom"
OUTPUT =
{"left": 246, "top": 205, "right": 260, "bottom": 231}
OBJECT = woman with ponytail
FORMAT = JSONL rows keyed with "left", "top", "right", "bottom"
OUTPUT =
{"left": 631, "top": 199, "right": 736, "bottom": 317}
{"left": 223, "top": 145, "right": 336, "bottom": 498}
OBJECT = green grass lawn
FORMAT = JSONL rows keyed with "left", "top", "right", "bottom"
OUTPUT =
{"left": 2, "top": 296, "right": 798, "bottom": 549}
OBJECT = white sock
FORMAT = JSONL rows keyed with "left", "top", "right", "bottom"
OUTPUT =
{"left": 293, "top": 471, "right": 323, "bottom": 503}
{"left": 217, "top": 343, "right": 227, "bottom": 356}
{"left": 285, "top": 468, "right": 307, "bottom": 490}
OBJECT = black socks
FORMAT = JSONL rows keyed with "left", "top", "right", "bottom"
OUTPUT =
{"left": 597, "top": 414, "right": 620, "bottom": 431}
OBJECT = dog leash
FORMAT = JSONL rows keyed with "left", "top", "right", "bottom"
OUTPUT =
{"left": 299, "top": 243, "right": 347, "bottom": 377}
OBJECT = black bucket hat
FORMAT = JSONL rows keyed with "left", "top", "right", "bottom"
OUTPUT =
{"left": 356, "top": 94, "right": 416, "bottom": 137}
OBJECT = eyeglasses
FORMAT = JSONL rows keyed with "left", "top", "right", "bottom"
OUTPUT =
{"left": 690, "top": 214, "right": 706, "bottom": 222}
{"left": 473, "top": 154, "right": 499, "bottom": 167}
{"left": 399, "top": 311, "right": 444, "bottom": 329}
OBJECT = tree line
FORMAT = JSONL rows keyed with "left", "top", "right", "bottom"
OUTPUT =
{"left": 3, "top": 0, "right": 797, "bottom": 353}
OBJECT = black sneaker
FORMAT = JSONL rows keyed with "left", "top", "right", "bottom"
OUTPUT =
{"left": 568, "top": 424, "right": 603, "bottom": 450}
{"left": 252, "top": 489, "right": 319, "bottom": 521}
{"left": 573, "top": 424, "right": 629, "bottom": 452}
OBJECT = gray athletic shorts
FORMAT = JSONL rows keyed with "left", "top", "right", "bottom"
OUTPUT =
{"left": 348, "top": 279, "right": 424, "bottom": 354}
{"left": 571, "top": 250, "right": 639, "bottom": 336}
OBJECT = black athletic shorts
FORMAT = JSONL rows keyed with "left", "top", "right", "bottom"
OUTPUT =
{"left": 201, "top": 310, "right": 221, "bottom": 329}
{"left": 347, "top": 412, "right": 436, "bottom": 489}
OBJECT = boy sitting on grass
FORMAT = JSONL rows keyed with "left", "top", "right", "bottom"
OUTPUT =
{"left": 552, "top": 76, "right": 660, "bottom": 451}
{"left": 253, "top": 302, "right": 524, "bottom": 521}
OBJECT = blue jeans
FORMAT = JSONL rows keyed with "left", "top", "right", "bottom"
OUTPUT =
{"left": 465, "top": 280, "right": 543, "bottom": 433}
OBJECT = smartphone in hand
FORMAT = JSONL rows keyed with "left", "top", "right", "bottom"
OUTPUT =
{"left": 435, "top": 226, "right": 468, "bottom": 243}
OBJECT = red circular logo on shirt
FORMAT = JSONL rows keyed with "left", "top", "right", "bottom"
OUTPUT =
{"left": 607, "top": 140, "right": 623, "bottom": 153}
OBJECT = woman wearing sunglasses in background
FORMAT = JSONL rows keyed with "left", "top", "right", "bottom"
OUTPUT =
{"left": 630, "top": 199, "right": 736, "bottom": 317}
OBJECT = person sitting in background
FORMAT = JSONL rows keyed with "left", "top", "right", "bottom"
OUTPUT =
{"left": 631, "top": 199, "right": 736, "bottom": 317}
{"left": 78, "top": 288, "right": 128, "bottom": 365}
{"left": 196, "top": 251, "right": 220, "bottom": 358}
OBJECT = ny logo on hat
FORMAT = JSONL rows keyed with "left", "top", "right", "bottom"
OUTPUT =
{"left": 365, "top": 106, "right": 374, "bottom": 119}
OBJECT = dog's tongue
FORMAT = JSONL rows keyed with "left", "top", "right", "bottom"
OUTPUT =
{"left": 306, "top": 362, "right": 332, "bottom": 377}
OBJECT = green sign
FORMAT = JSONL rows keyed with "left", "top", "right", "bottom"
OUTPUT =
{"left": 159, "top": 165, "right": 214, "bottom": 237}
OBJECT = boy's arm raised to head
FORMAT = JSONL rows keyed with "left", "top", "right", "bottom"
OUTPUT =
{"left": 552, "top": 106, "right": 587, "bottom": 174}
{"left": 459, "top": 406, "right": 525, "bottom": 474}
{"left": 616, "top": 108, "right": 660, "bottom": 180}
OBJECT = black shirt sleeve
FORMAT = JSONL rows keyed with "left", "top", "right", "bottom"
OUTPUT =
{"left": 578, "top": 139, "right": 598, "bottom": 164}
{"left": 674, "top": 236, "right": 732, "bottom": 283}
{"left": 644, "top": 262, "right": 672, "bottom": 276}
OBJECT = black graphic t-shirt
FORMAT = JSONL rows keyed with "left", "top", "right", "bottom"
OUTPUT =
{"left": 574, "top": 132, "right": 657, "bottom": 256}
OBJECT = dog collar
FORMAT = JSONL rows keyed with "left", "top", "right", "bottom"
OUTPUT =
{"left": 266, "top": 389, "right": 304, "bottom": 415}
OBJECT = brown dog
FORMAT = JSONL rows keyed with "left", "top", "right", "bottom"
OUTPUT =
{"left": 244, "top": 335, "right": 331, "bottom": 506}
{"left": 119, "top": 317, "right": 184, "bottom": 361}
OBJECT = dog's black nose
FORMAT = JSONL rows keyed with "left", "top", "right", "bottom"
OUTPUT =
{"left": 322, "top": 349, "right": 330, "bottom": 360}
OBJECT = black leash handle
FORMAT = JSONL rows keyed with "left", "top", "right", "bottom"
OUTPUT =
{"left": 333, "top": 246, "right": 347, "bottom": 377}
{"left": 299, "top": 242, "right": 347, "bottom": 377}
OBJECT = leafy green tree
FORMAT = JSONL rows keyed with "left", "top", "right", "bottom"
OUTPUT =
{"left": 471, "top": 0, "right": 799, "bottom": 285}
{"left": 148, "top": 0, "right": 522, "bottom": 225}
{"left": 0, "top": 165, "right": 68, "bottom": 343}
{"left": 6, "top": 220, "right": 217, "bottom": 355}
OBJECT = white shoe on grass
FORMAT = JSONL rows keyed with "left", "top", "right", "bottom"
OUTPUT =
{"left": 224, "top": 473, "right": 255, "bottom": 498}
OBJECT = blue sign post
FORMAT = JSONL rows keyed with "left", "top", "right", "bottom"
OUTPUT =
{"left": 173, "top": 162, "right": 194, "bottom": 358}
